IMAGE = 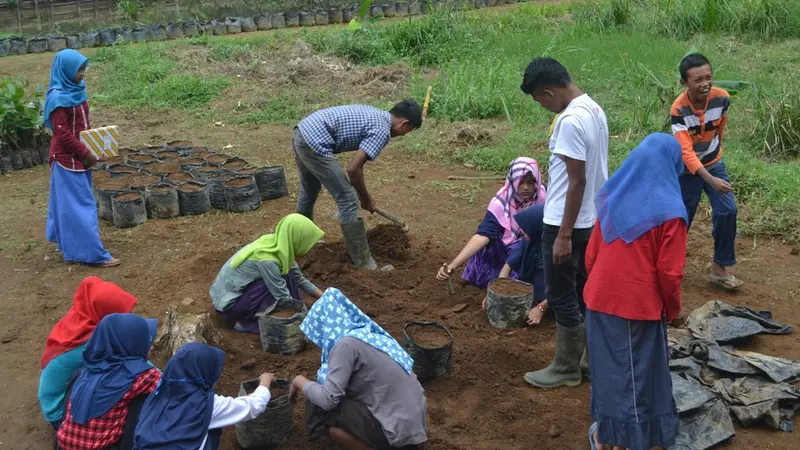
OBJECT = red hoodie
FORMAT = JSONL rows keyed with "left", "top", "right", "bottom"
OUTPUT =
{"left": 49, "top": 102, "right": 93, "bottom": 171}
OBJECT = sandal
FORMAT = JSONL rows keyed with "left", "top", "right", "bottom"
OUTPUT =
{"left": 589, "top": 422, "right": 599, "bottom": 450}
{"left": 90, "top": 257, "right": 120, "bottom": 268}
{"left": 709, "top": 273, "right": 743, "bottom": 291}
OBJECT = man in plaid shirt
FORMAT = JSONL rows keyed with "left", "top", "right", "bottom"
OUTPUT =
{"left": 293, "top": 99, "right": 423, "bottom": 269}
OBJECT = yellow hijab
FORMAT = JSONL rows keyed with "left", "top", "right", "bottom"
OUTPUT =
{"left": 230, "top": 214, "right": 325, "bottom": 275}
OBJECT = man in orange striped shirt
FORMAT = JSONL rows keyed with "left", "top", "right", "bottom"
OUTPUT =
{"left": 670, "top": 53, "right": 742, "bottom": 290}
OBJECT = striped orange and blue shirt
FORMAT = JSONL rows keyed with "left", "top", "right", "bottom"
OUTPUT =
{"left": 670, "top": 87, "right": 730, "bottom": 174}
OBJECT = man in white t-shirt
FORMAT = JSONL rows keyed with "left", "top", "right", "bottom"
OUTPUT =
{"left": 519, "top": 57, "right": 609, "bottom": 389}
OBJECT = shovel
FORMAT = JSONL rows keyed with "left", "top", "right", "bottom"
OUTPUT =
{"left": 373, "top": 206, "right": 410, "bottom": 233}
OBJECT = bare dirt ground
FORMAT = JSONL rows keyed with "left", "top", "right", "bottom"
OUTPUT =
{"left": 1, "top": 13, "right": 800, "bottom": 449}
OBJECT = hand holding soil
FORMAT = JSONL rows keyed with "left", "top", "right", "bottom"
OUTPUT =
{"left": 436, "top": 263, "right": 453, "bottom": 281}
{"left": 259, "top": 372, "right": 276, "bottom": 388}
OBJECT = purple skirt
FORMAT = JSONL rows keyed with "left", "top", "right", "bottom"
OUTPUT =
{"left": 461, "top": 239, "right": 518, "bottom": 289}
{"left": 216, "top": 272, "right": 300, "bottom": 333}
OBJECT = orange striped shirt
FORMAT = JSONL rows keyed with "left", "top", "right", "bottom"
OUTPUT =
{"left": 670, "top": 87, "right": 730, "bottom": 174}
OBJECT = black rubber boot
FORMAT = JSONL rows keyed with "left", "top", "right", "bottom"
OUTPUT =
{"left": 340, "top": 218, "right": 377, "bottom": 270}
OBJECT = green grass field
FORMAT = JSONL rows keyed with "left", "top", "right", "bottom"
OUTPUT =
{"left": 81, "top": 0, "right": 800, "bottom": 240}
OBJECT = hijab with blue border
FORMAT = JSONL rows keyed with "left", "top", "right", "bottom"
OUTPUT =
{"left": 132, "top": 342, "right": 225, "bottom": 450}
{"left": 68, "top": 313, "right": 158, "bottom": 424}
{"left": 595, "top": 133, "right": 688, "bottom": 244}
{"left": 43, "top": 49, "right": 88, "bottom": 130}
{"left": 300, "top": 288, "right": 414, "bottom": 383}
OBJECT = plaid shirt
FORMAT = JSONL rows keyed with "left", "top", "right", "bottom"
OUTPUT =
{"left": 297, "top": 105, "right": 392, "bottom": 160}
{"left": 56, "top": 368, "right": 161, "bottom": 450}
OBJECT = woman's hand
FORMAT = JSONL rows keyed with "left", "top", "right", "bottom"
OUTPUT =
{"left": 258, "top": 372, "right": 276, "bottom": 388}
{"left": 481, "top": 296, "right": 487, "bottom": 311}
{"left": 289, "top": 375, "right": 309, "bottom": 403}
{"left": 527, "top": 300, "right": 548, "bottom": 325}
{"left": 84, "top": 152, "right": 98, "bottom": 168}
{"left": 436, "top": 263, "right": 453, "bottom": 281}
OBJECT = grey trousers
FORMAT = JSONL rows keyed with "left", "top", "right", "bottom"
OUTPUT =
{"left": 293, "top": 127, "right": 360, "bottom": 224}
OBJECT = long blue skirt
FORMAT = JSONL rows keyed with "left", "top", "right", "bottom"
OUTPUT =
{"left": 587, "top": 308, "right": 679, "bottom": 450}
{"left": 461, "top": 239, "right": 519, "bottom": 289}
{"left": 45, "top": 164, "right": 112, "bottom": 264}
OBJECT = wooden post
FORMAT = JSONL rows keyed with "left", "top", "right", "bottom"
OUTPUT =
{"left": 77, "top": 0, "right": 83, "bottom": 25}
{"left": 16, "top": 1, "right": 23, "bottom": 34}
{"left": 94, "top": 0, "right": 98, "bottom": 19}
{"left": 175, "top": 0, "right": 180, "bottom": 17}
{"left": 49, "top": 0, "right": 54, "bottom": 28}
{"left": 33, "top": 0, "right": 42, "bottom": 32}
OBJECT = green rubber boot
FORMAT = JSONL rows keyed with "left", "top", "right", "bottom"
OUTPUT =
{"left": 340, "top": 218, "right": 378, "bottom": 270}
{"left": 524, "top": 322, "right": 585, "bottom": 388}
{"left": 580, "top": 348, "right": 591, "bottom": 379}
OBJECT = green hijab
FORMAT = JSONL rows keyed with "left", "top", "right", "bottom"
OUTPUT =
{"left": 230, "top": 214, "right": 325, "bottom": 275}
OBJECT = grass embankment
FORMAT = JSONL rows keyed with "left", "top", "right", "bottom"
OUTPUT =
{"left": 86, "top": 0, "right": 800, "bottom": 239}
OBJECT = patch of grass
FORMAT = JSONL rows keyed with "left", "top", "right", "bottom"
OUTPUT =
{"left": 424, "top": 180, "right": 484, "bottom": 205}
{"left": 92, "top": 43, "right": 229, "bottom": 110}
{"left": 306, "top": 5, "right": 800, "bottom": 238}
{"left": 235, "top": 92, "right": 309, "bottom": 125}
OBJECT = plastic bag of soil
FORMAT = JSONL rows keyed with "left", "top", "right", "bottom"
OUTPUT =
{"left": 240, "top": 16, "right": 257, "bottom": 32}
{"left": 271, "top": 13, "right": 287, "bottom": 29}
{"left": 257, "top": 299, "right": 308, "bottom": 354}
{"left": 201, "top": 22, "right": 214, "bottom": 34}
{"left": 145, "top": 183, "right": 179, "bottom": 219}
{"left": 0, "top": 39, "right": 8, "bottom": 57}
{"left": 403, "top": 322, "right": 453, "bottom": 382}
{"left": 177, "top": 181, "right": 211, "bottom": 215}
{"left": 343, "top": 6, "right": 356, "bottom": 22}
{"left": 166, "top": 23, "right": 184, "bottom": 40}
{"left": 314, "top": 10, "right": 329, "bottom": 26}
{"left": 114, "top": 28, "right": 132, "bottom": 43}
{"left": 149, "top": 24, "right": 167, "bottom": 41}
{"left": 235, "top": 379, "right": 294, "bottom": 448}
{"left": 409, "top": 0, "right": 422, "bottom": 14}
{"left": 298, "top": 12, "right": 314, "bottom": 27}
{"left": 112, "top": 191, "right": 147, "bottom": 228}
{"left": 66, "top": 34, "right": 82, "bottom": 49}
{"left": 0, "top": 156, "right": 12, "bottom": 174}
{"left": 47, "top": 35, "right": 67, "bottom": 52}
{"left": 99, "top": 27, "right": 116, "bottom": 46}
{"left": 212, "top": 20, "right": 227, "bottom": 35}
{"left": 81, "top": 31, "right": 100, "bottom": 47}
{"left": 10, "top": 152, "right": 23, "bottom": 170}
{"left": 131, "top": 27, "right": 149, "bottom": 43}
{"left": 254, "top": 14, "right": 272, "bottom": 30}
{"left": 28, "top": 37, "right": 48, "bottom": 53}
{"left": 285, "top": 12, "right": 300, "bottom": 27}
{"left": 420, "top": 0, "right": 431, "bottom": 13}
{"left": 19, "top": 149, "right": 33, "bottom": 168}
{"left": 369, "top": 4, "right": 384, "bottom": 17}
{"left": 30, "top": 148, "right": 42, "bottom": 166}
{"left": 254, "top": 166, "right": 288, "bottom": 200}
{"left": 208, "top": 175, "right": 232, "bottom": 210}
{"left": 328, "top": 8, "right": 344, "bottom": 24}
{"left": 396, "top": 2, "right": 409, "bottom": 16}
{"left": 225, "top": 17, "right": 242, "bottom": 34}
{"left": 182, "top": 20, "right": 200, "bottom": 37}
{"left": 224, "top": 176, "right": 261, "bottom": 213}
{"left": 382, "top": 3, "right": 397, "bottom": 16}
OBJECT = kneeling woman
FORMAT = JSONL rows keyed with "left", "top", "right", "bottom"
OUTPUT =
{"left": 210, "top": 213, "right": 325, "bottom": 333}
{"left": 133, "top": 342, "right": 275, "bottom": 450}
{"left": 437, "top": 157, "right": 546, "bottom": 289}
{"left": 56, "top": 313, "right": 160, "bottom": 450}
{"left": 585, "top": 134, "right": 686, "bottom": 450}
{"left": 292, "top": 288, "right": 428, "bottom": 450}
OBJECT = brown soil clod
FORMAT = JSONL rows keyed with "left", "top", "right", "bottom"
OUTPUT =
{"left": 115, "top": 192, "right": 142, "bottom": 201}
{"left": 269, "top": 307, "right": 299, "bottom": 319}
{"left": 167, "top": 172, "right": 194, "bottom": 182}
{"left": 127, "top": 175, "right": 159, "bottom": 187}
{"left": 407, "top": 325, "right": 450, "bottom": 349}
{"left": 224, "top": 177, "right": 254, "bottom": 188}
{"left": 489, "top": 278, "right": 532, "bottom": 297}
{"left": 206, "top": 154, "right": 230, "bottom": 165}
{"left": 367, "top": 224, "right": 411, "bottom": 261}
{"left": 178, "top": 183, "right": 205, "bottom": 192}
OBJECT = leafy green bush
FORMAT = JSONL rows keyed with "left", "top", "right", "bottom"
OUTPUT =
{"left": 0, "top": 77, "right": 47, "bottom": 157}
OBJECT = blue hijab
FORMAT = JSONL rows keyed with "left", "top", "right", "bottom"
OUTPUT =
{"left": 595, "top": 133, "right": 688, "bottom": 244}
{"left": 507, "top": 204, "right": 546, "bottom": 301}
{"left": 69, "top": 313, "right": 157, "bottom": 424}
{"left": 43, "top": 49, "right": 88, "bottom": 130}
{"left": 133, "top": 342, "right": 225, "bottom": 450}
{"left": 299, "top": 288, "right": 414, "bottom": 384}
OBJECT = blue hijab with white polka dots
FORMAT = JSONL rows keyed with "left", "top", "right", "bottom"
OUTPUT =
{"left": 299, "top": 288, "right": 414, "bottom": 383}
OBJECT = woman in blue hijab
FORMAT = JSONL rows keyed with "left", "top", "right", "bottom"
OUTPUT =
{"left": 293, "top": 288, "right": 427, "bottom": 450}
{"left": 583, "top": 133, "right": 687, "bottom": 450}
{"left": 132, "top": 342, "right": 275, "bottom": 450}
{"left": 55, "top": 313, "right": 161, "bottom": 449}
{"left": 44, "top": 49, "right": 119, "bottom": 268}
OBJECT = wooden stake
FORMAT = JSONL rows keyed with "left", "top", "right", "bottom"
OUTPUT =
{"left": 422, "top": 85, "right": 432, "bottom": 118}
{"left": 34, "top": 0, "right": 42, "bottom": 32}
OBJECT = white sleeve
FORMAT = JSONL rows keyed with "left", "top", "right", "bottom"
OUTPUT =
{"left": 207, "top": 385, "right": 271, "bottom": 430}
{"left": 552, "top": 115, "right": 587, "bottom": 162}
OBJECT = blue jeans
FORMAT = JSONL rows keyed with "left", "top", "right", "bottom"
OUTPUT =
{"left": 679, "top": 161, "right": 737, "bottom": 267}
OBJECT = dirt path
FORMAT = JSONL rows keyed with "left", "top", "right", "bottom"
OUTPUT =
{"left": 0, "top": 114, "right": 798, "bottom": 449}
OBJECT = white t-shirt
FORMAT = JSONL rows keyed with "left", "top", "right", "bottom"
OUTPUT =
{"left": 543, "top": 94, "right": 609, "bottom": 229}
